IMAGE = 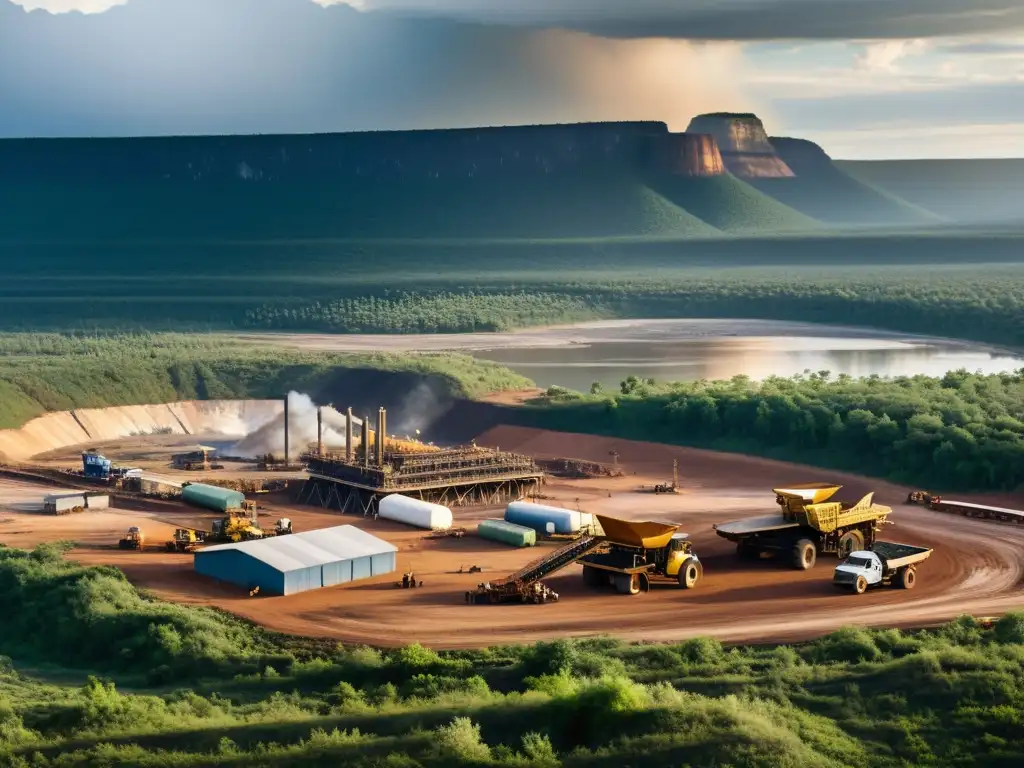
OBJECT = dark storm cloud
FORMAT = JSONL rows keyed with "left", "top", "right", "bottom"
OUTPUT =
{"left": 0, "top": 0, "right": 747, "bottom": 137}
{"left": 342, "top": 0, "right": 1024, "bottom": 41}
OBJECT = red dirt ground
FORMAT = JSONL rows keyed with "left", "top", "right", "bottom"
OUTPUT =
{"left": 2, "top": 426, "right": 1023, "bottom": 650}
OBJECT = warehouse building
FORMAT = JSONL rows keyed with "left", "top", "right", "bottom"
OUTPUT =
{"left": 194, "top": 525, "right": 398, "bottom": 596}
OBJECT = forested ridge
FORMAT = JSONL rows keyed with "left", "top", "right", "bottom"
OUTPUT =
{"left": 2, "top": 544, "right": 1024, "bottom": 767}
{"left": 524, "top": 369, "right": 1024, "bottom": 492}
{"left": 240, "top": 271, "right": 1024, "bottom": 348}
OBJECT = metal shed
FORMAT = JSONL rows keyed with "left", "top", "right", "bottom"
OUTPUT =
{"left": 193, "top": 525, "right": 398, "bottom": 596}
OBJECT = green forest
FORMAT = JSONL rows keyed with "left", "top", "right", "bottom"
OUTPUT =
{"left": 0, "top": 334, "right": 528, "bottom": 430}
{"left": 520, "top": 369, "right": 1024, "bottom": 492}
{"left": 238, "top": 269, "right": 1024, "bottom": 347}
{"left": 2, "top": 544, "right": 1023, "bottom": 767}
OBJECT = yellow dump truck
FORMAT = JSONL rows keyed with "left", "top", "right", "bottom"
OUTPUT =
{"left": 165, "top": 528, "right": 205, "bottom": 553}
{"left": 468, "top": 513, "right": 701, "bottom": 603}
{"left": 713, "top": 484, "right": 892, "bottom": 570}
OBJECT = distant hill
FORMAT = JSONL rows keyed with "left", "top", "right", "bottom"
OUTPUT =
{"left": 649, "top": 174, "right": 819, "bottom": 233}
{"left": 685, "top": 114, "right": 794, "bottom": 178}
{"left": 0, "top": 121, "right": 821, "bottom": 240}
{"left": 751, "top": 138, "right": 940, "bottom": 227}
{"left": 838, "top": 159, "right": 1024, "bottom": 224}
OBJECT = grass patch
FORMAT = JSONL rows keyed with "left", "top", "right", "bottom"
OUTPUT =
{"left": 1, "top": 549, "right": 1023, "bottom": 766}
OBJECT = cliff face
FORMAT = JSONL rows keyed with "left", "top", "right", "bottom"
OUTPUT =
{"left": 0, "top": 122, "right": 671, "bottom": 183}
{"left": 685, "top": 114, "right": 794, "bottom": 179}
{"left": 643, "top": 133, "right": 726, "bottom": 176}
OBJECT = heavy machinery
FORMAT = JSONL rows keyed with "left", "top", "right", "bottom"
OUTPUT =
{"left": 165, "top": 528, "right": 205, "bottom": 553}
{"left": 274, "top": 518, "right": 293, "bottom": 536}
{"left": 118, "top": 526, "right": 145, "bottom": 550}
{"left": 907, "top": 492, "right": 1024, "bottom": 525}
{"left": 833, "top": 542, "right": 933, "bottom": 594}
{"left": 208, "top": 511, "right": 266, "bottom": 543}
{"left": 467, "top": 513, "right": 701, "bottom": 604}
{"left": 714, "top": 484, "right": 892, "bottom": 570}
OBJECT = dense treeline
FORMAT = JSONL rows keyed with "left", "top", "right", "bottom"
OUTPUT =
{"left": 2, "top": 237, "right": 1024, "bottom": 341}
{"left": 0, "top": 334, "right": 528, "bottom": 429}
{"left": 236, "top": 270, "right": 1024, "bottom": 347}
{"left": 2, "top": 545, "right": 1024, "bottom": 766}
{"left": 245, "top": 292, "right": 604, "bottom": 333}
{"left": 522, "top": 369, "right": 1024, "bottom": 492}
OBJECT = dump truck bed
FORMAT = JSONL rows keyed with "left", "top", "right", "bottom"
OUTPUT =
{"left": 873, "top": 542, "right": 932, "bottom": 570}
{"left": 713, "top": 514, "right": 800, "bottom": 539}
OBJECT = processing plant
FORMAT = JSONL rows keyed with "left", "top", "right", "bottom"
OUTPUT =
{"left": 299, "top": 406, "right": 542, "bottom": 516}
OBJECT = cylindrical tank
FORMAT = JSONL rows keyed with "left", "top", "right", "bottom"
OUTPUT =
{"left": 181, "top": 483, "right": 245, "bottom": 513}
{"left": 477, "top": 519, "right": 536, "bottom": 548}
{"left": 504, "top": 501, "right": 591, "bottom": 535}
{"left": 378, "top": 494, "right": 453, "bottom": 530}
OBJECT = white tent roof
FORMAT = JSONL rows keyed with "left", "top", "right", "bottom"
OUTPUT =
{"left": 198, "top": 525, "right": 397, "bottom": 573}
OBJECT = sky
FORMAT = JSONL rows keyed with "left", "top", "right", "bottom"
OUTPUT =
{"left": 3, "top": 0, "right": 1023, "bottom": 159}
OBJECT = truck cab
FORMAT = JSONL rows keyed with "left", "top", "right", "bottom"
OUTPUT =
{"left": 664, "top": 533, "right": 695, "bottom": 577}
{"left": 833, "top": 551, "right": 883, "bottom": 592}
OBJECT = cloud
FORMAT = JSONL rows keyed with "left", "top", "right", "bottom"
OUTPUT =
{"left": 855, "top": 39, "right": 929, "bottom": 72}
{"left": 9, "top": 0, "right": 125, "bottom": 11}
{"left": 0, "top": 0, "right": 750, "bottom": 137}
{"left": 318, "top": 0, "right": 1024, "bottom": 41}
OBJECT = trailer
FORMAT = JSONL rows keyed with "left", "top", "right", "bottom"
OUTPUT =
{"left": 908, "top": 492, "right": 1024, "bottom": 525}
{"left": 833, "top": 542, "right": 933, "bottom": 594}
{"left": 467, "top": 514, "right": 701, "bottom": 604}
{"left": 714, "top": 484, "right": 892, "bottom": 570}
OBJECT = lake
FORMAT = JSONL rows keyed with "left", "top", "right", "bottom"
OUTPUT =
{"left": 462, "top": 319, "right": 1024, "bottom": 392}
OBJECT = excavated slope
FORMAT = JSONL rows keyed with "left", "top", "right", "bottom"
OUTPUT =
{"left": 0, "top": 400, "right": 282, "bottom": 462}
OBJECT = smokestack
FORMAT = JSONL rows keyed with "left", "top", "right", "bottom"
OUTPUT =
{"left": 363, "top": 413, "right": 371, "bottom": 468}
{"left": 376, "top": 407, "right": 386, "bottom": 466}
{"left": 345, "top": 407, "right": 353, "bottom": 461}
{"left": 316, "top": 407, "right": 324, "bottom": 456}
{"left": 283, "top": 393, "right": 290, "bottom": 466}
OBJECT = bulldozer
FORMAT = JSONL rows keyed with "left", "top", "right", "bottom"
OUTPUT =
{"left": 118, "top": 526, "right": 145, "bottom": 550}
{"left": 165, "top": 527, "right": 205, "bottom": 553}
{"left": 208, "top": 514, "right": 265, "bottom": 543}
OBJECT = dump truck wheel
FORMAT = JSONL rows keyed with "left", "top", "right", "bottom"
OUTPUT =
{"left": 639, "top": 572, "right": 651, "bottom": 593}
{"left": 582, "top": 565, "right": 604, "bottom": 588}
{"left": 854, "top": 575, "right": 868, "bottom": 594}
{"left": 898, "top": 567, "right": 917, "bottom": 590}
{"left": 678, "top": 559, "right": 701, "bottom": 589}
{"left": 793, "top": 539, "right": 817, "bottom": 570}
{"left": 616, "top": 574, "right": 640, "bottom": 595}
{"left": 838, "top": 530, "right": 865, "bottom": 557}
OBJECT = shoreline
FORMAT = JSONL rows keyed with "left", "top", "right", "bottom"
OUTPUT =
{"left": 233, "top": 317, "right": 1021, "bottom": 357}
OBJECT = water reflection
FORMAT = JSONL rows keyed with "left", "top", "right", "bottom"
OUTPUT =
{"left": 471, "top": 334, "right": 1024, "bottom": 392}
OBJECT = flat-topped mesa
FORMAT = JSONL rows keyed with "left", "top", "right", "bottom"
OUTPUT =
{"left": 0, "top": 121, "right": 671, "bottom": 183}
{"left": 768, "top": 136, "right": 833, "bottom": 175}
{"left": 642, "top": 133, "right": 727, "bottom": 176}
{"left": 685, "top": 113, "right": 795, "bottom": 179}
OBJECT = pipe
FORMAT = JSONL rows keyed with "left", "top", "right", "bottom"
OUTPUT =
{"left": 345, "top": 407, "right": 354, "bottom": 462}
{"left": 316, "top": 407, "right": 324, "bottom": 456}
{"left": 283, "top": 393, "right": 290, "bottom": 466}
{"left": 376, "top": 407, "right": 385, "bottom": 466}
{"left": 363, "top": 413, "right": 371, "bottom": 468}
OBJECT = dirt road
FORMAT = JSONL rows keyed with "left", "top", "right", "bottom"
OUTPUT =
{"left": 2, "top": 428, "right": 1023, "bottom": 649}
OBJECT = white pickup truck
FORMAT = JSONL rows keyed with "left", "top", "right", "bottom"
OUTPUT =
{"left": 833, "top": 542, "right": 933, "bottom": 595}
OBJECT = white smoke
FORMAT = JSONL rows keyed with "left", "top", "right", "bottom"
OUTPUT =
{"left": 230, "top": 391, "right": 362, "bottom": 458}
{"left": 389, "top": 380, "right": 449, "bottom": 437}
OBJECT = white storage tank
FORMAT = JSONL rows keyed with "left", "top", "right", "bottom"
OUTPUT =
{"left": 378, "top": 494, "right": 453, "bottom": 531}
{"left": 504, "top": 501, "right": 594, "bottom": 536}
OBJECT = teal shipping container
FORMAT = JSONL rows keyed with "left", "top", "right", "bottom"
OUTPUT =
{"left": 182, "top": 483, "right": 245, "bottom": 513}
{"left": 478, "top": 519, "right": 536, "bottom": 548}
